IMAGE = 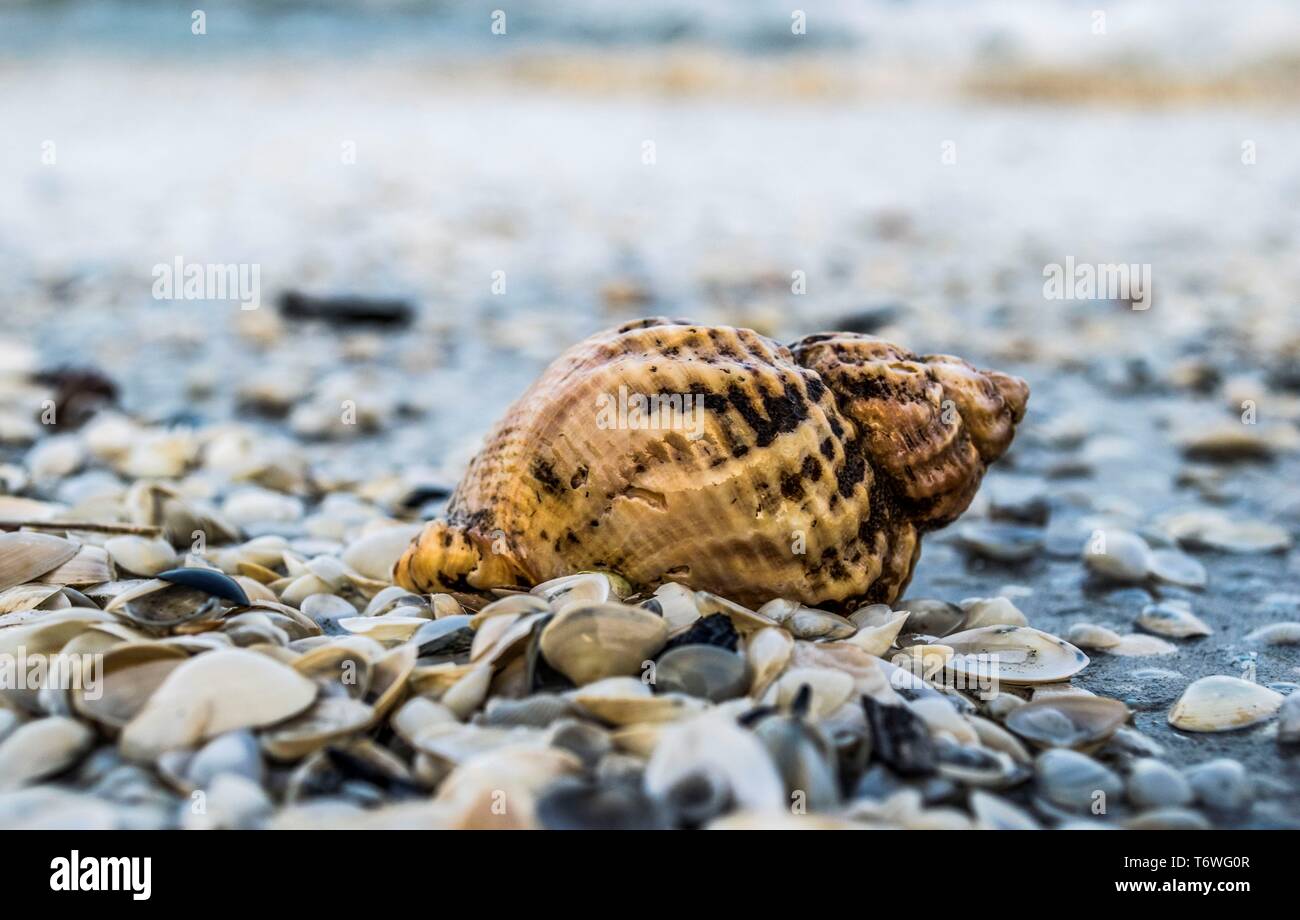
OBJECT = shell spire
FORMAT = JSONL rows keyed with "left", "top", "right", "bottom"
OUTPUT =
{"left": 395, "top": 318, "right": 1027, "bottom": 610}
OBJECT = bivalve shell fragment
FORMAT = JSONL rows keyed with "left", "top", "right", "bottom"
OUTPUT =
{"left": 260, "top": 697, "right": 375, "bottom": 760}
{"left": 843, "top": 608, "right": 909, "bottom": 656}
{"left": 104, "top": 536, "right": 178, "bottom": 577}
{"left": 1167, "top": 675, "right": 1283, "bottom": 733}
{"left": 943, "top": 625, "right": 1089, "bottom": 685}
{"left": 539, "top": 603, "right": 668, "bottom": 686}
{"left": 743, "top": 626, "right": 794, "bottom": 698}
{"left": 72, "top": 642, "right": 189, "bottom": 729}
{"left": 120, "top": 649, "right": 318, "bottom": 759}
{"left": 1137, "top": 602, "right": 1211, "bottom": 639}
{"left": 645, "top": 713, "right": 786, "bottom": 823}
{"left": 568, "top": 677, "right": 703, "bottom": 726}
{"left": 1245, "top": 622, "right": 1300, "bottom": 645}
{"left": 1082, "top": 529, "right": 1152, "bottom": 584}
{"left": 1005, "top": 695, "right": 1129, "bottom": 750}
{"left": 1065, "top": 623, "right": 1122, "bottom": 650}
{"left": 653, "top": 645, "right": 748, "bottom": 702}
{"left": 0, "top": 532, "right": 79, "bottom": 591}
{"left": 0, "top": 716, "right": 94, "bottom": 791}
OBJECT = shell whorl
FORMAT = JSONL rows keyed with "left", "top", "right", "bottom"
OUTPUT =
{"left": 394, "top": 318, "right": 1028, "bottom": 610}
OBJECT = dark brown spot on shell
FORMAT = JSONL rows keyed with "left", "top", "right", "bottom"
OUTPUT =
{"left": 531, "top": 459, "right": 564, "bottom": 496}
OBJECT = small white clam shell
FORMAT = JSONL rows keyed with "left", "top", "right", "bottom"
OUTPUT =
{"left": 1278, "top": 695, "right": 1300, "bottom": 744}
{"left": 391, "top": 697, "right": 459, "bottom": 747}
{"left": 260, "top": 697, "right": 375, "bottom": 761}
{"left": 72, "top": 642, "right": 189, "bottom": 729}
{"left": 1199, "top": 520, "right": 1291, "bottom": 554}
{"left": 966, "top": 714, "right": 1032, "bottom": 763}
{"left": 104, "top": 535, "right": 178, "bottom": 577}
{"left": 793, "top": 641, "right": 899, "bottom": 704}
{"left": 1005, "top": 695, "right": 1129, "bottom": 750}
{"left": 774, "top": 667, "right": 853, "bottom": 718}
{"left": 1136, "top": 602, "right": 1211, "bottom": 638}
{"left": 905, "top": 697, "right": 978, "bottom": 745}
{"left": 36, "top": 544, "right": 112, "bottom": 587}
{"left": 26, "top": 435, "right": 87, "bottom": 480}
{"left": 694, "top": 591, "right": 779, "bottom": 634}
{"left": 1108, "top": 633, "right": 1179, "bottom": 657}
{"left": 1082, "top": 529, "right": 1152, "bottom": 583}
{"left": 538, "top": 603, "right": 668, "bottom": 686}
{"left": 471, "top": 611, "right": 545, "bottom": 666}
{"left": 848, "top": 604, "right": 894, "bottom": 629}
{"left": 755, "top": 598, "right": 797, "bottom": 625}
{"left": 120, "top": 649, "right": 318, "bottom": 759}
{"left": 303, "top": 592, "right": 359, "bottom": 625}
{"left": 470, "top": 593, "right": 548, "bottom": 627}
{"left": 279, "top": 574, "right": 335, "bottom": 608}
{"left": 433, "top": 744, "right": 580, "bottom": 830}
{"left": 567, "top": 676, "right": 703, "bottom": 726}
{"left": 0, "top": 717, "right": 94, "bottom": 791}
{"left": 221, "top": 487, "right": 303, "bottom": 527}
{"left": 0, "top": 583, "right": 67, "bottom": 615}
{"left": 645, "top": 712, "right": 786, "bottom": 814}
{"left": 531, "top": 572, "right": 614, "bottom": 612}
{"left": 651, "top": 582, "right": 702, "bottom": 632}
{"left": 224, "top": 535, "right": 290, "bottom": 572}
{"left": 892, "top": 644, "right": 955, "bottom": 682}
{"left": 0, "top": 609, "right": 115, "bottom": 660}
{"left": 362, "top": 585, "right": 412, "bottom": 616}
{"left": 744, "top": 626, "right": 793, "bottom": 698}
{"left": 1148, "top": 549, "right": 1207, "bottom": 589}
{"left": 0, "top": 532, "right": 80, "bottom": 591}
{"left": 842, "top": 609, "right": 909, "bottom": 656}
{"left": 942, "top": 625, "right": 1089, "bottom": 685}
{"left": 1161, "top": 510, "right": 1291, "bottom": 554}
{"left": 1065, "top": 623, "right": 1122, "bottom": 650}
{"left": 338, "top": 615, "right": 428, "bottom": 642}
{"left": 1167, "top": 675, "right": 1284, "bottom": 732}
{"left": 1245, "top": 622, "right": 1300, "bottom": 645}
{"left": 959, "top": 597, "right": 1029, "bottom": 629}
{"left": 758, "top": 600, "right": 855, "bottom": 640}
{"left": 340, "top": 523, "right": 422, "bottom": 583}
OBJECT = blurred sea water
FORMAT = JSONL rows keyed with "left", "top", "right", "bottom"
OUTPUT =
{"left": 5, "top": 0, "right": 1300, "bottom": 69}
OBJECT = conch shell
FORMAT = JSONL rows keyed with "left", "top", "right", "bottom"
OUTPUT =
{"left": 396, "top": 319, "right": 1026, "bottom": 610}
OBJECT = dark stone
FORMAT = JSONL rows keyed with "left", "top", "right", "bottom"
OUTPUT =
{"left": 660, "top": 612, "right": 740, "bottom": 653}
{"left": 862, "top": 695, "right": 937, "bottom": 777}
{"left": 399, "top": 483, "right": 452, "bottom": 510}
{"left": 33, "top": 365, "right": 118, "bottom": 428}
{"left": 537, "top": 778, "right": 672, "bottom": 830}
{"left": 832, "top": 304, "right": 904, "bottom": 335}
{"left": 322, "top": 747, "right": 425, "bottom": 799}
{"left": 990, "top": 495, "right": 1051, "bottom": 527}
{"left": 412, "top": 615, "right": 474, "bottom": 658}
{"left": 278, "top": 290, "right": 414, "bottom": 328}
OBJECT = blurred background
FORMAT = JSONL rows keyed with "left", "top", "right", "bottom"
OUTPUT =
{"left": 2, "top": 0, "right": 1299, "bottom": 474}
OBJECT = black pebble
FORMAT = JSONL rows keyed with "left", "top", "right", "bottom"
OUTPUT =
{"left": 861, "top": 695, "right": 937, "bottom": 777}
{"left": 660, "top": 613, "right": 739, "bottom": 653}
{"left": 156, "top": 567, "right": 250, "bottom": 606}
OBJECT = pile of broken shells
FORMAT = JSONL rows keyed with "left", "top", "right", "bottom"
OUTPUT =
{"left": 1, "top": 505, "right": 1288, "bottom": 829}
